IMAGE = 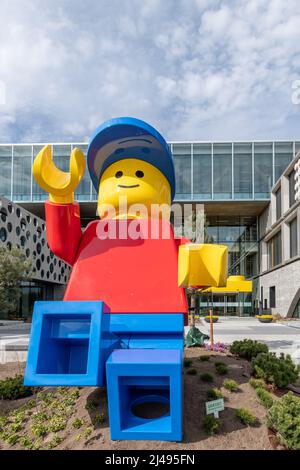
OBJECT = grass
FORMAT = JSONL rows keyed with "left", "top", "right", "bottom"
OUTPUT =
{"left": 235, "top": 408, "right": 257, "bottom": 426}
{"left": 223, "top": 379, "right": 238, "bottom": 392}
{"left": 255, "top": 387, "right": 274, "bottom": 409}
{"left": 203, "top": 415, "right": 220, "bottom": 435}
{"left": 186, "top": 368, "right": 197, "bottom": 375}
{"left": 200, "top": 373, "right": 214, "bottom": 383}
{"left": 184, "top": 358, "right": 193, "bottom": 368}
{"left": 207, "top": 387, "right": 224, "bottom": 400}
{"left": 199, "top": 355, "right": 210, "bottom": 362}
{"left": 249, "top": 378, "right": 266, "bottom": 390}
{"left": 215, "top": 363, "right": 228, "bottom": 375}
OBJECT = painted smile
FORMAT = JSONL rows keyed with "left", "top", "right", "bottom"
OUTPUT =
{"left": 117, "top": 184, "right": 140, "bottom": 188}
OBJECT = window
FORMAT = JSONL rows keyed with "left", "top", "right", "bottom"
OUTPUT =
{"left": 254, "top": 143, "right": 273, "bottom": 198}
{"left": 193, "top": 144, "right": 212, "bottom": 199}
{"left": 270, "top": 286, "right": 276, "bottom": 308}
{"left": 12, "top": 146, "right": 32, "bottom": 200}
{"left": 290, "top": 217, "right": 298, "bottom": 258}
{"left": 74, "top": 145, "right": 91, "bottom": 201}
{"left": 289, "top": 170, "right": 296, "bottom": 207}
{"left": 0, "top": 146, "right": 12, "bottom": 198}
{"left": 233, "top": 143, "right": 252, "bottom": 199}
{"left": 268, "top": 230, "right": 282, "bottom": 268}
{"left": 274, "top": 142, "right": 293, "bottom": 182}
{"left": 275, "top": 187, "right": 281, "bottom": 220}
{"left": 213, "top": 143, "right": 232, "bottom": 199}
{"left": 173, "top": 144, "right": 191, "bottom": 199}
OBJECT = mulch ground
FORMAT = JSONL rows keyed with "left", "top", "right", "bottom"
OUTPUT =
{"left": 0, "top": 349, "right": 274, "bottom": 450}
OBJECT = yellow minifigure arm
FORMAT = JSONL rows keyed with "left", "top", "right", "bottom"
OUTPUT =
{"left": 32, "top": 145, "right": 86, "bottom": 204}
{"left": 178, "top": 243, "right": 228, "bottom": 288}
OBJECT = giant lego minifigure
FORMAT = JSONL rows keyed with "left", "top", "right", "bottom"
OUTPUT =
{"left": 25, "top": 117, "right": 227, "bottom": 441}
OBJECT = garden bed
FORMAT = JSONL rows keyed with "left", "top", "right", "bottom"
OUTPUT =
{"left": 0, "top": 350, "right": 278, "bottom": 450}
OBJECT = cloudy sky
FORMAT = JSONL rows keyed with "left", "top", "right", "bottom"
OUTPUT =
{"left": 0, "top": 0, "right": 299, "bottom": 143}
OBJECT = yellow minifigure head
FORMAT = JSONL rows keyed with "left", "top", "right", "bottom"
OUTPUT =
{"left": 87, "top": 117, "right": 176, "bottom": 220}
{"left": 97, "top": 158, "right": 171, "bottom": 219}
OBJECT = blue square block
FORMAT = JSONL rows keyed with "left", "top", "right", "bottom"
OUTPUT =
{"left": 106, "top": 348, "right": 183, "bottom": 441}
{"left": 24, "top": 301, "right": 111, "bottom": 386}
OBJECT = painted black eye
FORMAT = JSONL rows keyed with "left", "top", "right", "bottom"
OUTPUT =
{"left": 115, "top": 171, "right": 123, "bottom": 178}
{"left": 135, "top": 170, "right": 144, "bottom": 178}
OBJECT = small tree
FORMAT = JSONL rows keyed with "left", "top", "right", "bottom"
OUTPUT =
{"left": 0, "top": 246, "right": 32, "bottom": 317}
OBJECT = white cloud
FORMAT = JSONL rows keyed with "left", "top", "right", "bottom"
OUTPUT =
{"left": 0, "top": 0, "right": 299, "bottom": 143}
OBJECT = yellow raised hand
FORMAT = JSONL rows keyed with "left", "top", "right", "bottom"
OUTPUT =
{"left": 33, "top": 145, "right": 86, "bottom": 204}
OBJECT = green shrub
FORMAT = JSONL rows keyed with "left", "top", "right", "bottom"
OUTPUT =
{"left": 249, "top": 378, "right": 266, "bottom": 390}
{"left": 184, "top": 358, "right": 193, "bottom": 368}
{"left": 256, "top": 387, "right": 274, "bottom": 409}
{"left": 203, "top": 415, "right": 220, "bottom": 435}
{"left": 0, "top": 375, "right": 33, "bottom": 400}
{"left": 215, "top": 361, "right": 225, "bottom": 366}
{"left": 72, "top": 418, "right": 84, "bottom": 429}
{"left": 215, "top": 363, "right": 228, "bottom": 375}
{"left": 251, "top": 352, "right": 300, "bottom": 389}
{"left": 92, "top": 413, "right": 106, "bottom": 426}
{"left": 48, "top": 416, "right": 67, "bottom": 432}
{"left": 235, "top": 408, "right": 257, "bottom": 426}
{"left": 207, "top": 388, "right": 224, "bottom": 400}
{"left": 200, "top": 373, "right": 213, "bottom": 383}
{"left": 19, "top": 436, "right": 33, "bottom": 449}
{"left": 48, "top": 435, "right": 62, "bottom": 449}
{"left": 200, "top": 355, "right": 210, "bottom": 362}
{"left": 230, "top": 339, "right": 268, "bottom": 360}
{"left": 31, "top": 423, "right": 48, "bottom": 438}
{"left": 267, "top": 392, "right": 300, "bottom": 450}
{"left": 187, "top": 368, "right": 197, "bottom": 375}
{"left": 223, "top": 379, "right": 238, "bottom": 392}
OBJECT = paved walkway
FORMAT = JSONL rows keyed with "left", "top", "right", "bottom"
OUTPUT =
{"left": 194, "top": 317, "right": 300, "bottom": 364}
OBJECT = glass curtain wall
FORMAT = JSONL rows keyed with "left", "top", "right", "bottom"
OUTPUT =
{"left": 12, "top": 146, "right": 32, "bottom": 201}
{"left": 172, "top": 144, "right": 191, "bottom": 199}
{"left": 233, "top": 143, "right": 252, "bottom": 199}
{"left": 275, "top": 142, "right": 293, "bottom": 182}
{"left": 0, "top": 146, "right": 12, "bottom": 198}
{"left": 213, "top": 143, "right": 232, "bottom": 199}
{"left": 254, "top": 143, "right": 273, "bottom": 198}
{"left": 193, "top": 143, "right": 212, "bottom": 199}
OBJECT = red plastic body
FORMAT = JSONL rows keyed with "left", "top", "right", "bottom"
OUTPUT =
{"left": 45, "top": 201, "right": 188, "bottom": 323}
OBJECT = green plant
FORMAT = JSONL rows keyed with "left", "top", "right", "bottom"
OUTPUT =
{"left": 5, "top": 433, "right": 20, "bottom": 445}
{"left": 19, "top": 436, "right": 33, "bottom": 449}
{"left": 92, "top": 413, "right": 106, "bottom": 426}
{"left": 200, "top": 373, "right": 213, "bottom": 383}
{"left": 235, "top": 408, "right": 257, "bottom": 426}
{"left": 187, "top": 368, "right": 197, "bottom": 375}
{"left": 255, "top": 387, "right": 274, "bottom": 409}
{"left": 215, "top": 363, "right": 228, "bottom": 375}
{"left": 0, "top": 375, "right": 33, "bottom": 400}
{"left": 249, "top": 378, "right": 266, "bottom": 390}
{"left": 31, "top": 423, "right": 48, "bottom": 438}
{"left": 184, "top": 358, "right": 193, "bottom": 368}
{"left": 72, "top": 418, "right": 84, "bottom": 429}
{"left": 223, "top": 379, "right": 238, "bottom": 392}
{"left": 48, "top": 435, "right": 63, "bottom": 449}
{"left": 230, "top": 339, "right": 268, "bottom": 360}
{"left": 32, "top": 411, "right": 47, "bottom": 422}
{"left": 251, "top": 352, "right": 300, "bottom": 389}
{"left": 48, "top": 416, "right": 67, "bottom": 432}
{"left": 207, "top": 388, "right": 224, "bottom": 400}
{"left": 200, "top": 355, "right": 210, "bottom": 362}
{"left": 267, "top": 392, "right": 300, "bottom": 450}
{"left": 203, "top": 415, "right": 220, "bottom": 435}
{"left": 85, "top": 399, "right": 98, "bottom": 411}
{"left": 84, "top": 427, "right": 92, "bottom": 439}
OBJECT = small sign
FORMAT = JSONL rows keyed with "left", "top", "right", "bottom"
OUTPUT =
{"left": 205, "top": 398, "right": 224, "bottom": 418}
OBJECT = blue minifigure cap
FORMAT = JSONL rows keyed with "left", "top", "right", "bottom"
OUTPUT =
{"left": 87, "top": 117, "right": 176, "bottom": 201}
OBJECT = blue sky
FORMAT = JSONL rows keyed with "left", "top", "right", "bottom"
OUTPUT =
{"left": 0, "top": 0, "right": 300, "bottom": 143}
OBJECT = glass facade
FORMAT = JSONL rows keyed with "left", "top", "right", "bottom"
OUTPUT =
{"left": 0, "top": 140, "right": 299, "bottom": 202}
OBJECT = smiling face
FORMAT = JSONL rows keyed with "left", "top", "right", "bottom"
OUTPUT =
{"left": 97, "top": 158, "right": 171, "bottom": 219}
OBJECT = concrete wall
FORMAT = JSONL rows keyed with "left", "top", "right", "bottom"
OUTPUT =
{"left": 259, "top": 258, "right": 300, "bottom": 316}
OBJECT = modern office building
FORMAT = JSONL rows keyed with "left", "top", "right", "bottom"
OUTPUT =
{"left": 258, "top": 151, "right": 300, "bottom": 318}
{"left": 0, "top": 140, "right": 300, "bottom": 318}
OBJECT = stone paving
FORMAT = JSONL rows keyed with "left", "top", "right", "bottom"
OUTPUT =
{"left": 194, "top": 317, "right": 300, "bottom": 364}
